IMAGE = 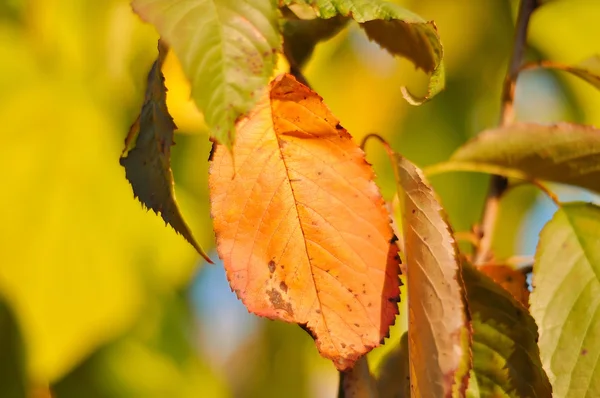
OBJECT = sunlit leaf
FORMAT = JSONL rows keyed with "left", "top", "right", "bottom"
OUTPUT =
{"left": 478, "top": 264, "right": 529, "bottom": 307}
{"left": 209, "top": 73, "right": 400, "bottom": 371}
{"left": 0, "top": 18, "right": 200, "bottom": 382}
{"left": 394, "top": 156, "right": 470, "bottom": 397}
{"left": 283, "top": 0, "right": 445, "bottom": 104}
{"left": 531, "top": 203, "right": 600, "bottom": 398}
{"left": 427, "top": 123, "right": 600, "bottom": 194}
{"left": 462, "top": 263, "right": 551, "bottom": 397}
{"left": 132, "top": 0, "right": 281, "bottom": 147}
{"left": 120, "top": 41, "right": 210, "bottom": 263}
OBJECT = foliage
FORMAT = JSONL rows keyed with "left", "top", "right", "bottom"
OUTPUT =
{"left": 2, "top": 0, "right": 600, "bottom": 397}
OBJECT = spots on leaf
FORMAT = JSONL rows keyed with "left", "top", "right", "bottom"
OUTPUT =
{"left": 279, "top": 281, "right": 288, "bottom": 292}
{"left": 268, "top": 260, "right": 276, "bottom": 273}
{"left": 267, "top": 288, "right": 293, "bottom": 315}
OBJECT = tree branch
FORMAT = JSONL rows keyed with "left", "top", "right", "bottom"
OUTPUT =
{"left": 474, "top": 0, "right": 539, "bottom": 265}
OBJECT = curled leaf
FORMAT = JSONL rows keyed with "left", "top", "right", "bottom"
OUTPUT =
{"left": 120, "top": 42, "right": 211, "bottom": 263}
{"left": 283, "top": 0, "right": 445, "bottom": 104}
{"left": 133, "top": 0, "right": 282, "bottom": 147}
{"left": 394, "top": 156, "right": 471, "bottom": 397}
{"left": 209, "top": 73, "right": 400, "bottom": 371}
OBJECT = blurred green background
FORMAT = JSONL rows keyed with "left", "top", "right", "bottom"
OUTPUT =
{"left": 0, "top": 0, "right": 599, "bottom": 397}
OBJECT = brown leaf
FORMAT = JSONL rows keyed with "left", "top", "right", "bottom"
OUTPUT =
{"left": 120, "top": 41, "right": 210, "bottom": 263}
{"left": 394, "top": 156, "right": 471, "bottom": 397}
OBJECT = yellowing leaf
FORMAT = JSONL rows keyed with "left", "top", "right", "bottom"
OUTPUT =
{"left": 120, "top": 42, "right": 210, "bottom": 263}
{"left": 462, "top": 263, "right": 551, "bottom": 398}
{"left": 394, "top": 156, "right": 471, "bottom": 397}
{"left": 428, "top": 123, "right": 600, "bottom": 194}
{"left": 132, "top": 0, "right": 281, "bottom": 147}
{"left": 209, "top": 74, "right": 400, "bottom": 371}
{"left": 531, "top": 203, "right": 600, "bottom": 397}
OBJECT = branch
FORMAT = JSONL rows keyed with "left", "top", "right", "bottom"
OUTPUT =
{"left": 474, "top": 0, "right": 539, "bottom": 265}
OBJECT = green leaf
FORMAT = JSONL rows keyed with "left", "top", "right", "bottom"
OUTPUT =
{"left": 531, "top": 203, "right": 600, "bottom": 398}
{"left": 120, "top": 41, "right": 211, "bottom": 263}
{"left": 426, "top": 123, "right": 600, "bottom": 194}
{"left": 462, "top": 263, "right": 552, "bottom": 397}
{"left": 132, "top": 0, "right": 281, "bottom": 147}
{"left": 0, "top": 298, "right": 26, "bottom": 398}
{"left": 536, "top": 55, "right": 600, "bottom": 91}
{"left": 394, "top": 155, "right": 471, "bottom": 397}
{"left": 283, "top": 0, "right": 444, "bottom": 104}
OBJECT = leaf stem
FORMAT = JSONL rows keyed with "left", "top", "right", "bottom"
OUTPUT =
{"left": 474, "top": 0, "right": 538, "bottom": 265}
{"left": 519, "top": 59, "right": 572, "bottom": 73}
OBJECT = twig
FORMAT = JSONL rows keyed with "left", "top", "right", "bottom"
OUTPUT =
{"left": 474, "top": 0, "right": 539, "bottom": 265}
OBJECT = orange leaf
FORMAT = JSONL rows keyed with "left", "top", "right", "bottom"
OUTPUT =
{"left": 209, "top": 74, "right": 400, "bottom": 371}
{"left": 478, "top": 264, "right": 530, "bottom": 307}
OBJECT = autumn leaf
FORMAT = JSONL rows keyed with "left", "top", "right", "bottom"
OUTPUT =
{"left": 394, "top": 156, "right": 471, "bottom": 397}
{"left": 478, "top": 264, "right": 529, "bottom": 307}
{"left": 209, "top": 73, "right": 400, "bottom": 371}
{"left": 132, "top": 0, "right": 281, "bottom": 148}
{"left": 531, "top": 203, "right": 600, "bottom": 397}
{"left": 427, "top": 123, "right": 600, "bottom": 194}
{"left": 282, "top": 0, "right": 445, "bottom": 104}
{"left": 120, "top": 41, "right": 210, "bottom": 263}
{"left": 462, "top": 263, "right": 551, "bottom": 397}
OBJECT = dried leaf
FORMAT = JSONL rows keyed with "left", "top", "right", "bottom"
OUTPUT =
{"left": 120, "top": 42, "right": 210, "bottom": 263}
{"left": 282, "top": 0, "right": 445, "bottom": 104}
{"left": 133, "top": 0, "right": 281, "bottom": 148}
{"left": 478, "top": 264, "right": 529, "bottom": 307}
{"left": 428, "top": 123, "right": 600, "bottom": 194}
{"left": 462, "top": 263, "right": 551, "bottom": 397}
{"left": 209, "top": 73, "right": 400, "bottom": 371}
{"left": 394, "top": 156, "right": 471, "bottom": 397}
{"left": 531, "top": 203, "right": 600, "bottom": 397}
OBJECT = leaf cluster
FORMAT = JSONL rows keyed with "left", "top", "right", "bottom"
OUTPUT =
{"left": 120, "top": 0, "right": 600, "bottom": 397}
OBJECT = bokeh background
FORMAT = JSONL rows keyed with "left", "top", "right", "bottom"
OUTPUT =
{"left": 1, "top": 0, "right": 599, "bottom": 397}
